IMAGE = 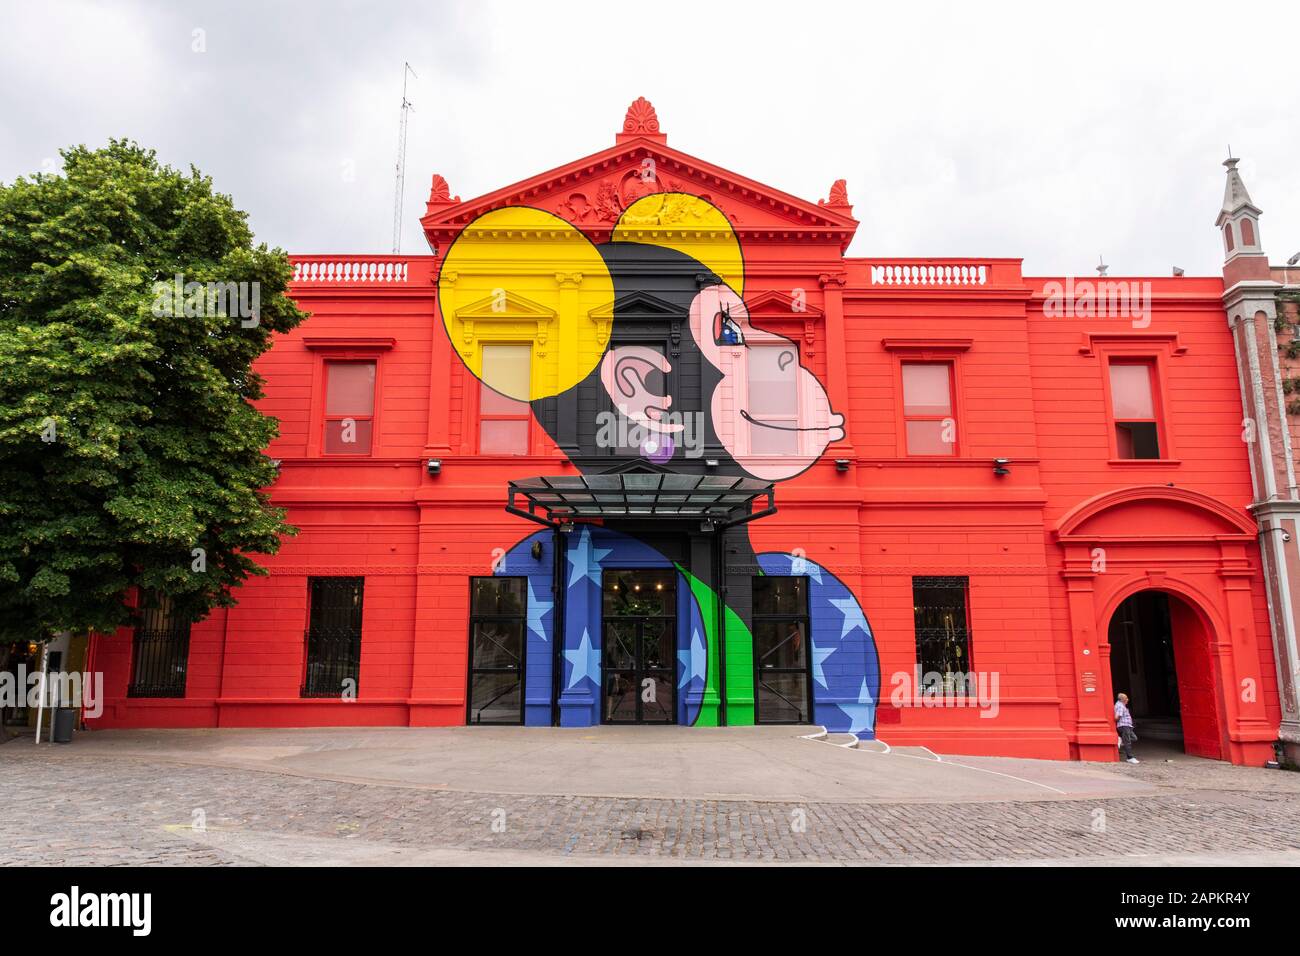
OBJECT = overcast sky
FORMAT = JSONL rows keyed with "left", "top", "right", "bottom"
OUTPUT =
{"left": 2, "top": 0, "right": 1296, "bottom": 277}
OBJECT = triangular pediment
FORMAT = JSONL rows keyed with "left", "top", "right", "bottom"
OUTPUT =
{"left": 455, "top": 289, "right": 557, "bottom": 320}
{"left": 422, "top": 139, "right": 858, "bottom": 247}
{"left": 595, "top": 459, "right": 678, "bottom": 476}
{"left": 588, "top": 290, "right": 681, "bottom": 320}
{"left": 744, "top": 289, "right": 824, "bottom": 319}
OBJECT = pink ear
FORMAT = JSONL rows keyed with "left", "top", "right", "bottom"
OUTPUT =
{"left": 599, "top": 345, "right": 683, "bottom": 432}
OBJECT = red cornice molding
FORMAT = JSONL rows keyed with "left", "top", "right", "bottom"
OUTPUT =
{"left": 302, "top": 336, "right": 396, "bottom": 351}
{"left": 881, "top": 337, "right": 974, "bottom": 353}
{"left": 1078, "top": 332, "right": 1188, "bottom": 356}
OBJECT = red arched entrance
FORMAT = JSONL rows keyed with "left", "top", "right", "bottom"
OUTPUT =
{"left": 1055, "top": 485, "right": 1275, "bottom": 765}
{"left": 1106, "top": 588, "right": 1225, "bottom": 760}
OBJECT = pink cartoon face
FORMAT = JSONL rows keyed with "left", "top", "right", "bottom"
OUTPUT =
{"left": 689, "top": 284, "right": 845, "bottom": 480}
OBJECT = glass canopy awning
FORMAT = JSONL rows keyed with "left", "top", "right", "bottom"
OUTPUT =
{"left": 506, "top": 472, "right": 776, "bottom": 528}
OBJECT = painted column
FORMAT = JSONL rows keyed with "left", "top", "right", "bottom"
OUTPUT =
{"left": 1062, "top": 558, "right": 1115, "bottom": 760}
{"left": 557, "top": 526, "right": 601, "bottom": 726}
{"left": 555, "top": 272, "right": 582, "bottom": 455}
{"left": 686, "top": 533, "right": 721, "bottom": 726}
{"left": 427, "top": 269, "right": 455, "bottom": 455}
{"left": 1219, "top": 542, "right": 1286, "bottom": 763}
{"left": 1219, "top": 157, "right": 1296, "bottom": 761}
{"left": 408, "top": 502, "right": 465, "bottom": 726}
{"left": 819, "top": 272, "right": 854, "bottom": 456}
{"left": 1229, "top": 295, "right": 1300, "bottom": 761}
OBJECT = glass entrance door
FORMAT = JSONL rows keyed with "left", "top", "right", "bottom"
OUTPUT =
{"left": 467, "top": 577, "right": 527, "bottom": 725}
{"left": 602, "top": 569, "right": 676, "bottom": 724}
{"left": 753, "top": 576, "right": 813, "bottom": 723}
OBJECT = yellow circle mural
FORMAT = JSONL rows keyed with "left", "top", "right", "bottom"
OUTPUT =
{"left": 438, "top": 206, "right": 615, "bottom": 401}
{"left": 613, "top": 193, "right": 744, "bottom": 297}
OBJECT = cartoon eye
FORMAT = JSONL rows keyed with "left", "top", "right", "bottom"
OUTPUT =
{"left": 714, "top": 306, "right": 745, "bottom": 347}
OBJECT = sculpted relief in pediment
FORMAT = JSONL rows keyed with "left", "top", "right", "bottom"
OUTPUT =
{"left": 551, "top": 161, "right": 733, "bottom": 227}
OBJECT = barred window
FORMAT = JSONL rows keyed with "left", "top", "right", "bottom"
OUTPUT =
{"left": 302, "top": 576, "right": 364, "bottom": 698}
{"left": 912, "top": 576, "right": 972, "bottom": 689}
{"left": 128, "top": 593, "right": 191, "bottom": 698}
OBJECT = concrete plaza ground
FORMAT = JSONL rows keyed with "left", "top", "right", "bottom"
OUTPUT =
{"left": 3, "top": 725, "right": 1299, "bottom": 866}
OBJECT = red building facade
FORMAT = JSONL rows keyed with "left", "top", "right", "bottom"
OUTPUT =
{"left": 88, "top": 99, "right": 1282, "bottom": 766}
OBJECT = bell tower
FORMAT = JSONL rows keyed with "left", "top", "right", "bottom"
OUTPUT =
{"left": 1219, "top": 154, "right": 1300, "bottom": 762}
{"left": 1217, "top": 155, "right": 1270, "bottom": 286}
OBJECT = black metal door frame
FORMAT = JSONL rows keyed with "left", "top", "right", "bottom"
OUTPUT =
{"left": 466, "top": 576, "right": 527, "bottom": 725}
{"left": 601, "top": 569, "right": 676, "bottom": 725}
{"left": 753, "top": 576, "right": 814, "bottom": 724}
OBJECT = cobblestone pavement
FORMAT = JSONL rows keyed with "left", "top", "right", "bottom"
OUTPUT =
{"left": 4, "top": 745, "right": 1300, "bottom": 865}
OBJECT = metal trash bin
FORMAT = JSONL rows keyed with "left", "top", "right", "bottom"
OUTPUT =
{"left": 51, "top": 707, "right": 76, "bottom": 744}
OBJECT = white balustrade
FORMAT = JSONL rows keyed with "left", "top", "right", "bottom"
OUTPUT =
{"left": 291, "top": 259, "right": 410, "bottom": 284}
{"left": 869, "top": 263, "right": 988, "bottom": 287}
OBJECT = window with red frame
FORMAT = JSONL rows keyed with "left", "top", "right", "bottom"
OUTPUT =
{"left": 1109, "top": 359, "right": 1162, "bottom": 459}
{"left": 323, "top": 360, "right": 375, "bottom": 455}
{"left": 901, "top": 361, "right": 956, "bottom": 456}
{"left": 479, "top": 344, "right": 531, "bottom": 455}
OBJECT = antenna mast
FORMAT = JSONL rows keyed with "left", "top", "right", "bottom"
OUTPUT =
{"left": 391, "top": 61, "right": 417, "bottom": 253}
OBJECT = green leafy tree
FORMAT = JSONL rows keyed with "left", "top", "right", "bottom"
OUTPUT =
{"left": 0, "top": 140, "right": 305, "bottom": 646}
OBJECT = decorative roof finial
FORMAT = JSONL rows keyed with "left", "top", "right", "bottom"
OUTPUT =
{"left": 616, "top": 97, "right": 667, "bottom": 144}
{"left": 817, "top": 179, "right": 853, "bottom": 217}
{"left": 822, "top": 179, "right": 850, "bottom": 207}
{"left": 424, "top": 174, "right": 460, "bottom": 215}
{"left": 428, "top": 174, "right": 457, "bottom": 202}
{"left": 1096, "top": 255, "right": 1108, "bottom": 277}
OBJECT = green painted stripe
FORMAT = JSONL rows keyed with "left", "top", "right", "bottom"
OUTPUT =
{"left": 676, "top": 564, "right": 754, "bottom": 727}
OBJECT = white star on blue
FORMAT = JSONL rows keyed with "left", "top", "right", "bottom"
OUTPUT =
{"left": 836, "top": 678, "right": 875, "bottom": 735}
{"left": 526, "top": 578, "right": 552, "bottom": 642}
{"left": 810, "top": 637, "right": 834, "bottom": 689}
{"left": 677, "top": 627, "right": 707, "bottom": 688}
{"left": 567, "top": 527, "right": 613, "bottom": 589}
{"left": 829, "top": 596, "right": 869, "bottom": 641}
{"left": 564, "top": 628, "right": 602, "bottom": 691}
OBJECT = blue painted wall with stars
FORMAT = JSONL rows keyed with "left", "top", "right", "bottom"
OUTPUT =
{"left": 493, "top": 529, "right": 879, "bottom": 735}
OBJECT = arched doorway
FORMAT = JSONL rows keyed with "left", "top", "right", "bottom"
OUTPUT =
{"left": 1056, "top": 485, "right": 1276, "bottom": 766}
{"left": 1106, "top": 589, "right": 1224, "bottom": 760}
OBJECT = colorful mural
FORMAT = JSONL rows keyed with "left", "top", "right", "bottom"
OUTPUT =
{"left": 450, "top": 191, "right": 880, "bottom": 734}
{"left": 83, "top": 98, "right": 1282, "bottom": 767}
{"left": 492, "top": 529, "right": 879, "bottom": 733}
